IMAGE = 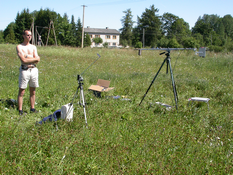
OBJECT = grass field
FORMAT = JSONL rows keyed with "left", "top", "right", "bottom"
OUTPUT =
{"left": 0, "top": 44, "right": 232, "bottom": 174}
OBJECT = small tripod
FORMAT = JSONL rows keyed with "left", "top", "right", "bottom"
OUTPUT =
{"left": 70, "top": 75, "right": 88, "bottom": 127}
{"left": 69, "top": 54, "right": 101, "bottom": 127}
{"left": 139, "top": 49, "right": 178, "bottom": 110}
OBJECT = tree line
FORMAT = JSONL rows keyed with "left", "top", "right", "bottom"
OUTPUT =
{"left": 0, "top": 8, "right": 91, "bottom": 47}
{"left": 1, "top": 5, "right": 233, "bottom": 52}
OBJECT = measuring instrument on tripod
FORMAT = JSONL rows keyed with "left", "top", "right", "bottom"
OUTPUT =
{"left": 139, "top": 48, "right": 195, "bottom": 110}
{"left": 61, "top": 54, "right": 101, "bottom": 128}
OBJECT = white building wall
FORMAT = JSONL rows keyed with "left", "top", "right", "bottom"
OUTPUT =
{"left": 90, "top": 34, "right": 120, "bottom": 47}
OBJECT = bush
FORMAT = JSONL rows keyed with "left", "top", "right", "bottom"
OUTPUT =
{"left": 157, "top": 37, "right": 169, "bottom": 48}
{"left": 120, "top": 39, "right": 128, "bottom": 48}
{"left": 225, "top": 41, "right": 233, "bottom": 52}
{"left": 134, "top": 41, "right": 142, "bottom": 48}
{"left": 92, "top": 37, "right": 103, "bottom": 45}
{"left": 167, "top": 37, "right": 180, "bottom": 48}
{"left": 182, "top": 37, "right": 199, "bottom": 48}
{"left": 103, "top": 42, "right": 109, "bottom": 48}
{"left": 208, "top": 45, "right": 224, "bottom": 52}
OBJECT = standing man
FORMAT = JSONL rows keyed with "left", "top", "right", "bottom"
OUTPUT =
{"left": 16, "top": 29, "right": 40, "bottom": 115}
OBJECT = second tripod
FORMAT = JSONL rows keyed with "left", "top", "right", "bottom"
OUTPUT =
{"left": 139, "top": 50, "right": 178, "bottom": 110}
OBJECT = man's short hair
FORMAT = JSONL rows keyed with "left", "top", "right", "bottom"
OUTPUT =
{"left": 22, "top": 29, "right": 31, "bottom": 35}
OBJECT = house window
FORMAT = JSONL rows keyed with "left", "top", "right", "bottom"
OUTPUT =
{"left": 106, "top": 35, "right": 111, "bottom": 39}
{"left": 95, "top": 35, "right": 100, "bottom": 38}
{"left": 113, "top": 35, "right": 117, "bottom": 39}
{"left": 112, "top": 42, "right": 116, "bottom": 46}
{"left": 90, "top": 35, "right": 93, "bottom": 38}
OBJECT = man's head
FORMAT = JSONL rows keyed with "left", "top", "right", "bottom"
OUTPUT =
{"left": 22, "top": 29, "right": 32, "bottom": 42}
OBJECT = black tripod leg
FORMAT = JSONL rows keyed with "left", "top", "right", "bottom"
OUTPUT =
{"left": 168, "top": 58, "right": 178, "bottom": 110}
{"left": 139, "top": 58, "right": 167, "bottom": 106}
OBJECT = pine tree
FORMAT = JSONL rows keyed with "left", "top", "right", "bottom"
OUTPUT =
{"left": 0, "top": 30, "right": 4, "bottom": 43}
{"left": 137, "top": 5, "right": 162, "bottom": 47}
{"left": 14, "top": 9, "right": 33, "bottom": 43}
{"left": 120, "top": 9, "right": 134, "bottom": 47}
{"left": 75, "top": 18, "right": 82, "bottom": 47}
{"left": 4, "top": 22, "right": 16, "bottom": 44}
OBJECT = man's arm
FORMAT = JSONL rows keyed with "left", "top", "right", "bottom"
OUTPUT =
{"left": 16, "top": 45, "right": 40, "bottom": 64}
{"left": 32, "top": 45, "right": 40, "bottom": 64}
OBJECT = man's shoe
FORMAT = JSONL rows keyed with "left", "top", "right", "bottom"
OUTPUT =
{"left": 19, "top": 110, "right": 23, "bottom": 115}
{"left": 30, "top": 108, "right": 38, "bottom": 113}
{"left": 19, "top": 110, "right": 27, "bottom": 115}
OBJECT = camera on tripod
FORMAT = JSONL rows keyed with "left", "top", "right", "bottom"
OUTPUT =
{"left": 77, "top": 75, "right": 84, "bottom": 82}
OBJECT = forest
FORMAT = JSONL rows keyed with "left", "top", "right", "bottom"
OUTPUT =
{"left": 1, "top": 4, "right": 233, "bottom": 52}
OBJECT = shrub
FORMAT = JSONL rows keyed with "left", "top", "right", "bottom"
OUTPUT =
{"left": 167, "top": 37, "right": 180, "bottom": 48}
{"left": 103, "top": 42, "right": 109, "bottom": 48}
{"left": 208, "top": 45, "right": 224, "bottom": 52}
{"left": 134, "top": 41, "right": 142, "bottom": 48}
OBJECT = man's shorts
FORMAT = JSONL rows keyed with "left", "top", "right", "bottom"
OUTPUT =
{"left": 19, "top": 67, "right": 39, "bottom": 89}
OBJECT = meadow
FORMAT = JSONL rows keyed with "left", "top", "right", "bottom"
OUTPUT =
{"left": 0, "top": 44, "right": 232, "bottom": 174}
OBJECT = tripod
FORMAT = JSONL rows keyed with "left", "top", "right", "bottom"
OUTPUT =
{"left": 70, "top": 75, "right": 88, "bottom": 127}
{"left": 139, "top": 50, "right": 178, "bottom": 110}
{"left": 68, "top": 54, "right": 101, "bottom": 128}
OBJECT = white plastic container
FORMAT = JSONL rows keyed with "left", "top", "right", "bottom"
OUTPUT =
{"left": 61, "top": 103, "right": 73, "bottom": 122}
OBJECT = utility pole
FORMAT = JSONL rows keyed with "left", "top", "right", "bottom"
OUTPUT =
{"left": 142, "top": 25, "right": 149, "bottom": 48}
{"left": 81, "top": 5, "right": 87, "bottom": 48}
{"left": 143, "top": 28, "right": 145, "bottom": 48}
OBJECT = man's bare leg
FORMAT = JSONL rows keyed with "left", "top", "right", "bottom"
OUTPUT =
{"left": 29, "top": 87, "right": 36, "bottom": 110}
{"left": 18, "top": 88, "right": 25, "bottom": 115}
{"left": 18, "top": 88, "right": 25, "bottom": 111}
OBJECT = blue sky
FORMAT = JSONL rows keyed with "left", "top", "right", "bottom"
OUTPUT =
{"left": 0, "top": 0, "right": 232, "bottom": 31}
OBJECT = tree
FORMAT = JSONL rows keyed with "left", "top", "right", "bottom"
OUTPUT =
{"left": 84, "top": 33, "right": 91, "bottom": 47}
{"left": 170, "top": 18, "right": 190, "bottom": 43}
{"left": 0, "top": 30, "right": 4, "bottom": 43}
{"left": 75, "top": 18, "right": 82, "bottom": 47}
{"left": 120, "top": 9, "right": 134, "bottom": 46}
{"left": 222, "top": 15, "right": 233, "bottom": 39}
{"left": 14, "top": 9, "right": 33, "bottom": 43}
{"left": 4, "top": 22, "right": 16, "bottom": 44}
{"left": 191, "top": 14, "right": 225, "bottom": 46}
{"left": 60, "top": 14, "right": 77, "bottom": 46}
{"left": 157, "top": 36, "right": 169, "bottom": 48}
{"left": 161, "top": 13, "right": 179, "bottom": 37}
{"left": 137, "top": 5, "right": 162, "bottom": 47}
{"left": 215, "top": 19, "right": 225, "bottom": 36}
{"left": 132, "top": 27, "right": 141, "bottom": 47}
{"left": 181, "top": 37, "right": 199, "bottom": 48}
{"left": 167, "top": 37, "right": 180, "bottom": 48}
{"left": 34, "top": 8, "right": 58, "bottom": 45}
{"left": 192, "top": 16, "right": 212, "bottom": 46}
{"left": 192, "top": 33, "right": 204, "bottom": 47}
{"left": 92, "top": 37, "right": 103, "bottom": 46}
{"left": 161, "top": 13, "right": 191, "bottom": 46}
{"left": 120, "top": 39, "right": 128, "bottom": 47}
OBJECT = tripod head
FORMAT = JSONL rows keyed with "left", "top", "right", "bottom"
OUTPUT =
{"left": 77, "top": 74, "right": 84, "bottom": 83}
{"left": 160, "top": 50, "right": 170, "bottom": 57}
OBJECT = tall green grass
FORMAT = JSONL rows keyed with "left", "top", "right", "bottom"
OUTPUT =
{"left": 0, "top": 44, "right": 232, "bottom": 174}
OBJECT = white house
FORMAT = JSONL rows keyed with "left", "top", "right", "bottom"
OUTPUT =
{"left": 84, "top": 27, "right": 121, "bottom": 48}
